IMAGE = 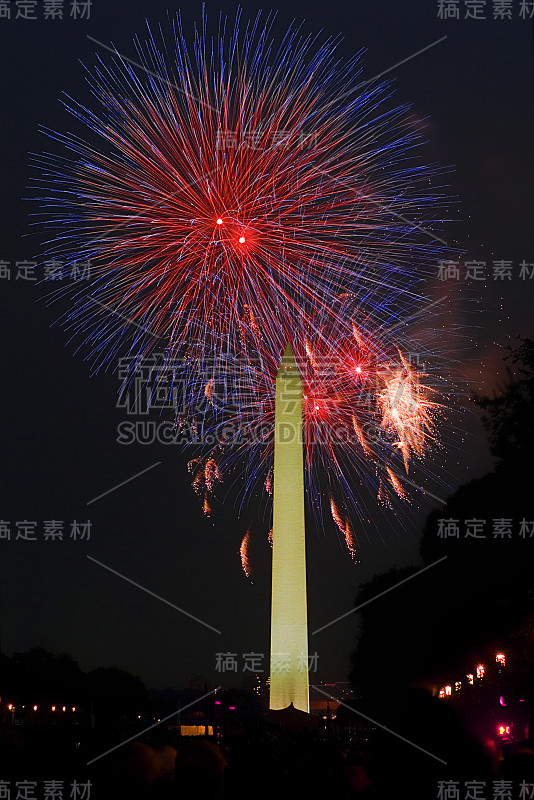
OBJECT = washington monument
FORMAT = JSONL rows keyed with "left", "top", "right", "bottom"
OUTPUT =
{"left": 269, "top": 343, "right": 309, "bottom": 712}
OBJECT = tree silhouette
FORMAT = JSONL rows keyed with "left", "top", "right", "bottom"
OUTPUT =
{"left": 86, "top": 666, "right": 148, "bottom": 719}
{"left": 9, "top": 647, "right": 83, "bottom": 703}
{"left": 475, "top": 337, "right": 534, "bottom": 462}
{"left": 0, "top": 648, "right": 149, "bottom": 721}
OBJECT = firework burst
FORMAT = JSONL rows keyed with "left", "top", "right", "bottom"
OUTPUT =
{"left": 31, "top": 10, "right": 454, "bottom": 565}
{"left": 32, "top": 10, "right": 449, "bottom": 372}
{"left": 176, "top": 310, "right": 446, "bottom": 563}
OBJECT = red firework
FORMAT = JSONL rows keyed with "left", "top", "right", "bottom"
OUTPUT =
{"left": 32, "top": 12, "right": 448, "bottom": 374}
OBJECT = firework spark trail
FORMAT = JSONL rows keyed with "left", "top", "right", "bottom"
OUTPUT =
{"left": 240, "top": 530, "right": 252, "bottom": 578}
{"left": 330, "top": 497, "right": 358, "bottom": 561}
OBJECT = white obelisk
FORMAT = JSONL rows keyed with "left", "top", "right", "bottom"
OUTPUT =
{"left": 269, "top": 343, "right": 309, "bottom": 712}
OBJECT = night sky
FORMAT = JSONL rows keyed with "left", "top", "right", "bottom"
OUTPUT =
{"left": 2, "top": 0, "right": 533, "bottom": 691}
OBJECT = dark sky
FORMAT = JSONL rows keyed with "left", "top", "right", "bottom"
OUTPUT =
{"left": 2, "top": 0, "right": 533, "bottom": 691}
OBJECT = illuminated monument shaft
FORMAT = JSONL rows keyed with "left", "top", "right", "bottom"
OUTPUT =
{"left": 269, "top": 343, "right": 309, "bottom": 712}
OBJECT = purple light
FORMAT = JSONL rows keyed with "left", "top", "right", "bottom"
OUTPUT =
{"left": 500, "top": 696, "right": 507, "bottom": 706}
{"left": 229, "top": 706, "right": 235, "bottom": 710}
{"left": 214, "top": 701, "right": 221, "bottom": 705}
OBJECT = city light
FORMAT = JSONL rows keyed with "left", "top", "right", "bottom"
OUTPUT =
{"left": 33, "top": 705, "right": 38, "bottom": 711}
{"left": 439, "top": 690, "right": 445, "bottom": 699}
{"left": 180, "top": 725, "right": 214, "bottom": 736}
{"left": 476, "top": 664, "right": 485, "bottom": 679}
{"left": 445, "top": 685, "right": 452, "bottom": 696}
{"left": 496, "top": 653, "right": 506, "bottom": 666}
{"left": 455, "top": 682, "right": 462, "bottom": 691}
{"left": 467, "top": 674, "right": 474, "bottom": 685}
{"left": 51, "top": 706, "right": 56, "bottom": 712}
{"left": 498, "top": 725, "right": 511, "bottom": 736}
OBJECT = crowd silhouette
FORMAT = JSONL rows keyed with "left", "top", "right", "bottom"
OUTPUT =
{"left": 2, "top": 692, "right": 534, "bottom": 799}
